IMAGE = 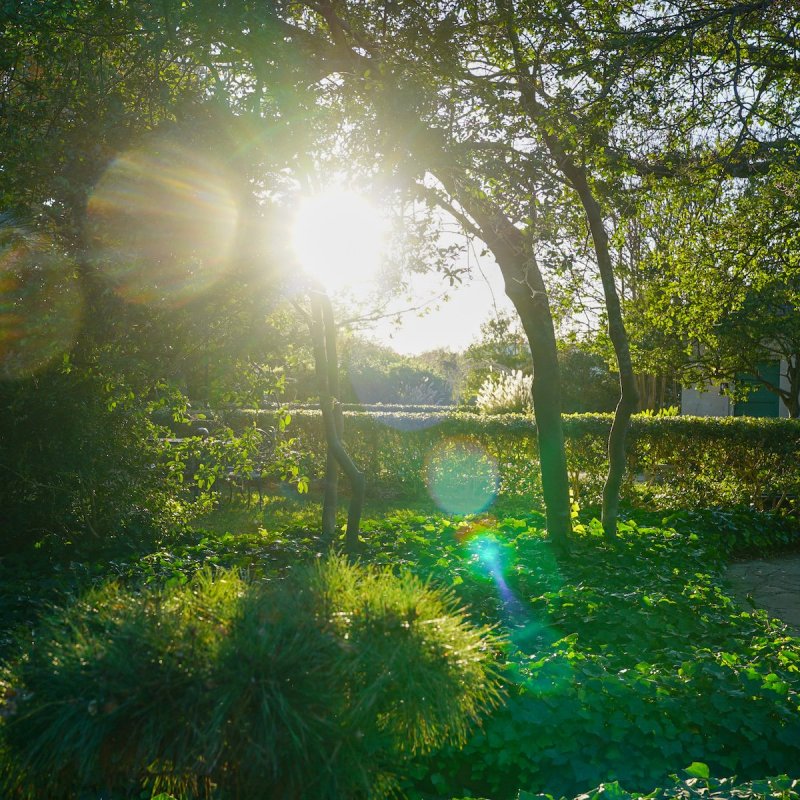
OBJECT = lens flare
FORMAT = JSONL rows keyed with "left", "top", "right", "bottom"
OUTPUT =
{"left": 0, "top": 225, "right": 82, "bottom": 379}
{"left": 87, "top": 136, "right": 238, "bottom": 309}
{"left": 425, "top": 438, "right": 499, "bottom": 515}
{"left": 460, "top": 525, "right": 565, "bottom": 654}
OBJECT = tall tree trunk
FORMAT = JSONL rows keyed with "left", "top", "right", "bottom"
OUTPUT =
{"left": 787, "top": 355, "right": 800, "bottom": 418}
{"left": 529, "top": 120, "right": 639, "bottom": 539}
{"left": 496, "top": 2, "right": 639, "bottom": 539}
{"left": 321, "top": 296, "right": 341, "bottom": 540}
{"left": 507, "top": 272, "right": 573, "bottom": 551}
{"left": 438, "top": 178, "right": 572, "bottom": 552}
{"left": 322, "top": 449, "right": 339, "bottom": 539}
{"left": 572, "top": 186, "right": 638, "bottom": 539}
{"left": 292, "top": 20, "right": 572, "bottom": 549}
{"left": 310, "top": 292, "right": 365, "bottom": 553}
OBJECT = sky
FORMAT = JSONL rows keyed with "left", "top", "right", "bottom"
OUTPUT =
{"left": 354, "top": 258, "right": 516, "bottom": 355}
{"left": 289, "top": 185, "right": 517, "bottom": 355}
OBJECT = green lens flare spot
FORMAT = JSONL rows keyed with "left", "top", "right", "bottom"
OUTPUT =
{"left": 425, "top": 438, "right": 499, "bottom": 516}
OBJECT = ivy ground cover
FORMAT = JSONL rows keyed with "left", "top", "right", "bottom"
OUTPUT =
{"left": 358, "top": 508, "right": 800, "bottom": 799}
{"left": 2, "top": 502, "right": 800, "bottom": 799}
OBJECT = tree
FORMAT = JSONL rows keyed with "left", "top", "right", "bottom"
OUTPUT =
{"left": 411, "top": 348, "right": 469, "bottom": 405}
{"left": 308, "top": 291, "right": 365, "bottom": 551}
{"left": 558, "top": 342, "right": 620, "bottom": 415}
{"left": 462, "top": 313, "right": 531, "bottom": 402}
{"left": 629, "top": 164, "right": 800, "bottom": 416}
{"left": 338, "top": 337, "right": 453, "bottom": 406}
{"left": 7, "top": 0, "right": 799, "bottom": 548}
{"left": 0, "top": 5, "right": 316, "bottom": 549}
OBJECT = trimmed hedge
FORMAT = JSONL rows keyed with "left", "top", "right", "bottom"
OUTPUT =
{"left": 217, "top": 410, "right": 800, "bottom": 512}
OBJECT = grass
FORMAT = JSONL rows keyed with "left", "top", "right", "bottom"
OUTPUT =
{"left": 2, "top": 494, "right": 800, "bottom": 799}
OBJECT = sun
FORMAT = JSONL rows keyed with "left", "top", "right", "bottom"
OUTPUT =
{"left": 290, "top": 187, "right": 388, "bottom": 293}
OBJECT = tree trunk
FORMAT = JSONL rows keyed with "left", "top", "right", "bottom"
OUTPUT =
{"left": 322, "top": 449, "right": 339, "bottom": 539}
{"left": 580, "top": 194, "right": 638, "bottom": 539}
{"left": 502, "top": 256, "right": 572, "bottom": 551}
{"left": 535, "top": 131, "right": 638, "bottom": 540}
{"left": 497, "top": 19, "right": 639, "bottom": 539}
{"left": 310, "top": 292, "right": 365, "bottom": 554}
{"left": 439, "top": 178, "right": 572, "bottom": 552}
{"left": 321, "top": 296, "right": 341, "bottom": 540}
{"left": 787, "top": 355, "right": 800, "bottom": 418}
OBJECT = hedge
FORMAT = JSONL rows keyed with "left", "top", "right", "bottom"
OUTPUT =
{"left": 209, "top": 409, "right": 800, "bottom": 511}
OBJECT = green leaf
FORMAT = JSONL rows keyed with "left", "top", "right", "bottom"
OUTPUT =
{"left": 684, "top": 762, "right": 710, "bottom": 779}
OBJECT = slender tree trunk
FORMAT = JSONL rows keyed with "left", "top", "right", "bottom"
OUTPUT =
{"left": 787, "top": 356, "right": 800, "bottom": 418}
{"left": 533, "top": 127, "right": 639, "bottom": 539}
{"left": 321, "top": 296, "right": 340, "bottom": 540}
{"left": 439, "top": 178, "right": 572, "bottom": 552}
{"left": 322, "top": 451, "right": 338, "bottom": 538}
{"left": 496, "top": 7, "right": 639, "bottom": 538}
{"left": 504, "top": 257, "right": 572, "bottom": 552}
{"left": 580, "top": 199, "right": 638, "bottom": 539}
{"left": 310, "top": 292, "right": 365, "bottom": 553}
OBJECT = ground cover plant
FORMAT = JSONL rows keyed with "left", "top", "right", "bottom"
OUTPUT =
{"left": 2, "top": 497, "right": 800, "bottom": 799}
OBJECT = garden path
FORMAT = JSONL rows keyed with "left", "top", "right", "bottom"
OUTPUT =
{"left": 726, "top": 554, "right": 800, "bottom": 635}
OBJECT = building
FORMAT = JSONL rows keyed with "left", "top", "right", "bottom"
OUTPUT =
{"left": 681, "top": 360, "right": 792, "bottom": 418}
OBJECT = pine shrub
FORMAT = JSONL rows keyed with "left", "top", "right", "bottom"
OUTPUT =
{"left": 0, "top": 558, "right": 503, "bottom": 799}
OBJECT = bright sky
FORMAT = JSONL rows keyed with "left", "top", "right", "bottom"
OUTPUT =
{"left": 289, "top": 184, "right": 517, "bottom": 355}
{"left": 360, "top": 261, "right": 516, "bottom": 355}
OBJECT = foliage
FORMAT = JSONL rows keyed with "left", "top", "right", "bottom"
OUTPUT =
{"left": 0, "top": 558, "right": 503, "bottom": 800}
{"left": 0, "top": 362, "right": 184, "bottom": 554}
{"left": 451, "top": 771, "right": 800, "bottom": 800}
{"left": 463, "top": 315, "right": 532, "bottom": 402}
{"left": 2, "top": 496, "right": 800, "bottom": 799}
{"left": 476, "top": 370, "right": 533, "bottom": 415}
{"left": 623, "top": 167, "right": 800, "bottom": 416}
{"left": 464, "top": 326, "right": 618, "bottom": 415}
{"left": 343, "top": 357, "right": 453, "bottom": 407}
{"left": 228, "top": 409, "right": 800, "bottom": 514}
{"left": 355, "top": 515, "right": 800, "bottom": 799}
{"left": 557, "top": 342, "right": 619, "bottom": 414}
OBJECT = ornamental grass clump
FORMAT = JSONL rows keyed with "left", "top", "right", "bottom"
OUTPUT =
{"left": 0, "top": 557, "right": 503, "bottom": 799}
{"left": 476, "top": 370, "right": 533, "bottom": 414}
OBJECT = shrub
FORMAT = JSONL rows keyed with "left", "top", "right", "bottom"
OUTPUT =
{"left": 0, "top": 366, "right": 189, "bottom": 554}
{"left": 0, "top": 558, "right": 503, "bottom": 799}
{"left": 238, "top": 409, "right": 800, "bottom": 513}
{"left": 476, "top": 371, "right": 533, "bottom": 415}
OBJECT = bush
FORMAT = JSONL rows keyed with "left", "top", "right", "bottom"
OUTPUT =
{"left": 0, "top": 557, "right": 503, "bottom": 799}
{"left": 234, "top": 409, "right": 800, "bottom": 513}
{"left": 476, "top": 371, "right": 533, "bottom": 415}
{"left": 0, "top": 366, "right": 189, "bottom": 554}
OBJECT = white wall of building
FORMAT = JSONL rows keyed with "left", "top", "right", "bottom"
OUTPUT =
{"left": 681, "top": 385, "right": 732, "bottom": 416}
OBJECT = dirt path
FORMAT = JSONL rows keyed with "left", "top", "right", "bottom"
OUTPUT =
{"left": 726, "top": 554, "right": 800, "bottom": 635}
